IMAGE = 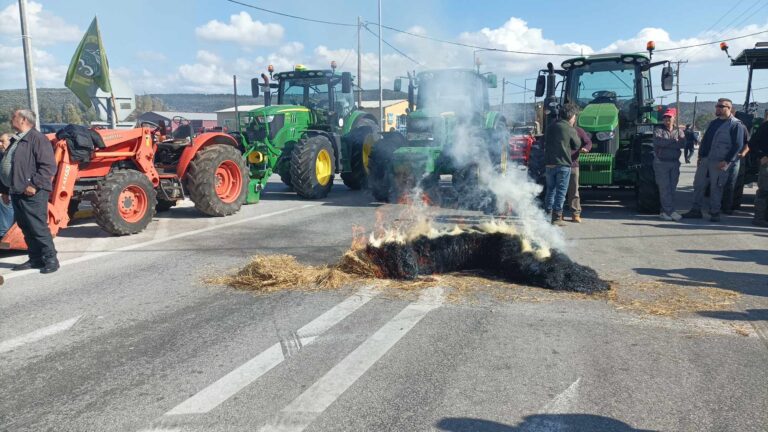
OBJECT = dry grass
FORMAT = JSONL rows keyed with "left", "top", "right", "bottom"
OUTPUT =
{"left": 209, "top": 252, "right": 742, "bottom": 320}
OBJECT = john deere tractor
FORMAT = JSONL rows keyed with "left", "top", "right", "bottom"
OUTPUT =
{"left": 534, "top": 45, "right": 674, "bottom": 213}
{"left": 368, "top": 69, "right": 508, "bottom": 207}
{"left": 238, "top": 64, "right": 378, "bottom": 202}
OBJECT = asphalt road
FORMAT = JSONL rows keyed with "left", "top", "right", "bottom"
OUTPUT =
{"left": 1, "top": 163, "right": 766, "bottom": 432}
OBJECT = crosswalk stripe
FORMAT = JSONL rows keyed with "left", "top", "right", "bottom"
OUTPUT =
{"left": 0, "top": 315, "right": 82, "bottom": 354}
{"left": 164, "top": 287, "right": 377, "bottom": 416}
{"left": 259, "top": 286, "right": 444, "bottom": 432}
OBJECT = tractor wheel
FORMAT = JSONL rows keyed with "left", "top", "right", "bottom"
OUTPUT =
{"left": 93, "top": 169, "right": 157, "bottom": 235}
{"left": 635, "top": 145, "right": 660, "bottom": 214}
{"left": 342, "top": 118, "right": 378, "bottom": 190}
{"left": 291, "top": 135, "right": 336, "bottom": 199}
{"left": 156, "top": 199, "right": 176, "bottom": 212}
{"left": 368, "top": 132, "right": 404, "bottom": 202}
{"left": 187, "top": 144, "right": 248, "bottom": 216}
{"left": 277, "top": 154, "right": 293, "bottom": 188}
{"left": 453, "top": 165, "right": 484, "bottom": 210}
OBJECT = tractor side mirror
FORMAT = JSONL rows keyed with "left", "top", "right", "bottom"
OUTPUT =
{"left": 251, "top": 78, "right": 260, "bottom": 98}
{"left": 341, "top": 72, "right": 352, "bottom": 93}
{"left": 535, "top": 75, "right": 546, "bottom": 98}
{"left": 394, "top": 78, "right": 402, "bottom": 92}
{"left": 486, "top": 73, "right": 498, "bottom": 88}
{"left": 661, "top": 66, "right": 674, "bottom": 91}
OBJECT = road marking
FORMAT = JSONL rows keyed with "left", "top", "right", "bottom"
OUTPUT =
{"left": 164, "top": 287, "right": 377, "bottom": 416}
{"left": 2, "top": 204, "right": 318, "bottom": 282}
{"left": 0, "top": 315, "right": 83, "bottom": 354}
{"left": 260, "top": 287, "right": 444, "bottom": 432}
{"left": 524, "top": 377, "right": 581, "bottom": 432}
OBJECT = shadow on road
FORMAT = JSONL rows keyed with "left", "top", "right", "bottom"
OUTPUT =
{"left": 697, "top": 309, "right": 768, "bottom": 321}
{"left": 678, "top": 249, "right": 768, "bottom": 266}
{"left": 633, "top": 267, "right": 767, "bottom": 297}
{"left": 435, "top": 415, "right": 657, "bottom": 431}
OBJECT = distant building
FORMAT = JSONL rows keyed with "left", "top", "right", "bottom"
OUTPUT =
{"left": 216, "top": 105, "right": 264, "bottom": 131}
{"left": 137, "top": 111, "right": 217, "bottom": 132}
{"left": 359, "top": 100, "right": 408, "bottom": 132}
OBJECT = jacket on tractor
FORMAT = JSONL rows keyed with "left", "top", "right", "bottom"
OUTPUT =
{"left": 532, "top": 44, "right": 675, "bottom": 213}
{"left": 367, "top": 69, "right": 509, "bottom": 208}
{"left": 0, "top": 119, "right": 247, "bottom": 251}
{"left": 238, "top": 64, "right": 379, "bottom": 202}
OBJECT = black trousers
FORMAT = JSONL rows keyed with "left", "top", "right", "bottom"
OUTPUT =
{"left": 11, "top": 191, "right": 57, "bottom": 262}
{"left": 684, "top": 145, "right": 695, "bottom": 161}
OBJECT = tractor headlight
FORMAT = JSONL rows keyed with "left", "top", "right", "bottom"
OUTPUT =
{"left": 338, "top": 118, "right": 344, "bottom": 127}
{"left": 595, "top": 131, "right": 615, "bottom": 141}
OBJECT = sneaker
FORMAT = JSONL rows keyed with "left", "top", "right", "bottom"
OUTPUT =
{"left": 710, "top": 213, "right": 721, "bottom": 222}
{"left": 659, "top": 212, "right": 673, "bottom": 221}
{"left": 681, "top": 209, "right": 703, "bottom": 219}
{"left": 669, "top": 211, "right": 683, "bottom": 221}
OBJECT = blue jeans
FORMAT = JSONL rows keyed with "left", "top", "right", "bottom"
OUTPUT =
{"left": 545, "top": 165, "right": 572, "bottom": 213}
{"left": 0, "top": 199, "right": 13, "bottom": 237}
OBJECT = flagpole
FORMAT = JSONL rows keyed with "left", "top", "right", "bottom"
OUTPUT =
{"left": 18, "top": 0, "right": 39, "bottom": 129}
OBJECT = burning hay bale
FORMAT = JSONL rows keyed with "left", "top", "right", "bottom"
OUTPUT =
{"left": 365, "top": 223, "right": 609, "bottom": 294}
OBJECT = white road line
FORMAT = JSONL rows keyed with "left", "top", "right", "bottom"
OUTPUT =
{"left": 0, "top": 315, "right": 83, "bottom": 354}
{"left": 164, "top": 287, "right": 377, "bottom": 416}
{"left": 2, "top": 204, "right": 318, "bottom": 282}
{"left": 524, "top": 377, "right": 581, "bottom": 432}
{"left": 260, "top": 287, "right": 444, "bottom": 432}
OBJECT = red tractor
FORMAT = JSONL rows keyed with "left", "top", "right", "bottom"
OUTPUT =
{"left": 0, "top": 118, "right": 247, "bottom": 250}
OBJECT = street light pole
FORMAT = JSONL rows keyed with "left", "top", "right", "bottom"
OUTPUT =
{"left": 377, "top": 0, "right": 383, "bottom": 131}
{"left": 18, "top": 0, "right": 39, "bottom": 129}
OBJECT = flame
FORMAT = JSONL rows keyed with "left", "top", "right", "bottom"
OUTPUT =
{"left": 351, "top": 225, "right": 367, "bottom": 250}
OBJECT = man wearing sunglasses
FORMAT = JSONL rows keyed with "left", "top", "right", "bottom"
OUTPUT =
{"left": 682, "top": 98, "right": 745, "bottom": 222}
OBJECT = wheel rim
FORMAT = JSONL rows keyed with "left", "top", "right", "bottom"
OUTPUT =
{"left": 315, "top": 149, "right": 332, "bottom": 186}
{"left": 362, "top": 133, "right": 375, "bottom": 174}
{"left": 500, "top": 141, "right": 508, "bottom": 174}
{"left": 118, "top": 185, "right": 148, "bottom": 223}
{"left": 215, "top": 160, "right": 243, "bottom": 204}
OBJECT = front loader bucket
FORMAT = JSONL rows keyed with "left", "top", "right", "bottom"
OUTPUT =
{"left": 0, "top": 223, "right": 27, "bottom": 250}
{"left": 579, "top": 153, "right": 615, "bottom": 185}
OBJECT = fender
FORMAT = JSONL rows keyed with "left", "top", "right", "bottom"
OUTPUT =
{"left": 484, "top": 111, "right": 501, "bottom": 129}
{"left": 177, "top": 132, "right": 240, "bottom": 177}
{"left": 343, "top": 111, "right": 377, "bottom": 136}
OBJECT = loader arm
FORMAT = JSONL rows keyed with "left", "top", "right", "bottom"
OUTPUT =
{"left": 1, "top": 138, "right": 78, "bottom": 250}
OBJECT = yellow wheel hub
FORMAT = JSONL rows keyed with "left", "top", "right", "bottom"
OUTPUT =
{"left": 500, "top": 142, "right": 508, "bottom": 174}
{"left": 315, "top": 149, "right": 332, "bottom": 186}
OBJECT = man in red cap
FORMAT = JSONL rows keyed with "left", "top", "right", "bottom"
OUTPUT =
{"left": 653, "top": 108, "right": 686, "bottom": 220}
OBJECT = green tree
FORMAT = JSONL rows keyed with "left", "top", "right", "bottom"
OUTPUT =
{"left": 62, "top": 103, "right": 83, "bottom": 124}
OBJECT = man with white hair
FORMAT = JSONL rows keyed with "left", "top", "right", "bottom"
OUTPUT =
{"left": 0, "top": 109, "right": 58, "bottom": 273}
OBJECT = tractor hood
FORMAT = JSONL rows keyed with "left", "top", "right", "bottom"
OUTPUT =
{"left": 250, "top": 104, "right": 311, "bottom": 116}
{"left": 577, "top": 103, "right": 619, "bottom": 133}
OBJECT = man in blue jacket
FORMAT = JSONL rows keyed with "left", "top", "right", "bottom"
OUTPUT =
{"left": 0, "top": 110, "right": 59, "bottom": 273}
{"left": 682, "top": 99, "right": 744, "bottom": 222}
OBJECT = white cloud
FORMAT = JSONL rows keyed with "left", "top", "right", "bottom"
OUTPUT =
{"left": 196, "top": 50, "right": 221, "bottom": 65}
{"left": 195, "top": 11, "right": 283, "bottom": 46}
{"left": 0, "top": 1, "right": 81, "bottom": 46}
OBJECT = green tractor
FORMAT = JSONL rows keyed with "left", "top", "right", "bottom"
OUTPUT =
{"left": 533, "top": 45, "right": 675, "bottom": 213}
{"left": 368, "top": 69, "right": 508, "bottom": 207}
{"left": 238, "top": 64, "right": 379, "bottom": 202}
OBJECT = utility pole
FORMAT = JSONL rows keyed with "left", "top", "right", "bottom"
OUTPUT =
{"left": 500, "top": 78, "right": 505, "bottom": 118}
{"left": 691, "top": 96, "right": 698, "bottom": 129}
{"left": 674, "top": 60, "right": 688, "bottom": 130}
{"left": 377, "top": 0, "right": 383, "bottom": 132}
{"left": 233, "top": 75, "right": 239, "bottom": 133}
{"left": 18, "top": 0, "right": 39, "bottom": 129}
{"left": 357, "top": 16, "right": 362, "bottom": 107}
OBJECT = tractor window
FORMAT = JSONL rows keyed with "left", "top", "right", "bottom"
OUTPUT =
{"left": 416, "top": 72, "right": 486, "bottom": 115}
{"left": 281, "top": 78, "right": 330, "bottom": 110}
{"left": 569, "top": 61, "right": 638, "bottom": 110}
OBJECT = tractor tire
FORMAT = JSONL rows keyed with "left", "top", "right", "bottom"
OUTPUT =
{"left": 67, "top": 199, "right": 80, "bottom": 220}
{"left": 291, "top": 135, "right": 336, "bottom": 199}
{"left": 342, "top": 118, "right": 378, "bottom": 190}
{"left": 368, "top": 132, "right": 404, "bottom": 202}
{"left": 156, "top": 199, "right": 176, "bottom": 212}
{"left": 635, "top": 145, "right": 660, "bottom": 214}
{"left": 277, "top": 154, "right": 293, "bottom": 188}
{"left": 93, "top": 169, "right": 157, "bottom": 235}
{"left": 187, "top": 144, "right": 248, "bottom": 216}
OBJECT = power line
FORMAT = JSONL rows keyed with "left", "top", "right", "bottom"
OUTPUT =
{"left": 361, "top": 24, "right": 421, "bottom": 66}
{"left": 655, "top": 28, "right": 768, "bottom": 52}
{"left": 225, "top": 0, "right": 356, "bottom": 27}
{"left": 681, "top": 86, "right": 768, "bottom": 95}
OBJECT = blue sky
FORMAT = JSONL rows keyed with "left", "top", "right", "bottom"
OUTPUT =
{"left": 2, "top": 0, "right": 768, "bottom": 104}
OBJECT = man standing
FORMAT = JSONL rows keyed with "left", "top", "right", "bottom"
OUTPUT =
{"left": 721, "top": 120, "right": 750, "bottom": 214}
{"left": 654, "top": 109, "right": 686, "bottom": 221}
{"left": 0, "top": 110, "right": 59, "bottom": 273}
{"left": 750, "top": 111, "right": 768, "bottom": 227}
{"left": 566, "top": 125, "right": 592, "bottom": 223}
{"left": 544, "top": 103, "right": 581, "bottom": 226}
{"left": 0, "top": 133, "right": 14, "bottom": 237}
{"left": 682, "top": 99, "right": 744, "bottom": 222}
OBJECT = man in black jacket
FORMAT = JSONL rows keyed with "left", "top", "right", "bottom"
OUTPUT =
{"left": 0, "top": 109, "right": 59, "bottom": 273}
{"left": 750, "top": 112, "right": 768, "bottom": 226}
